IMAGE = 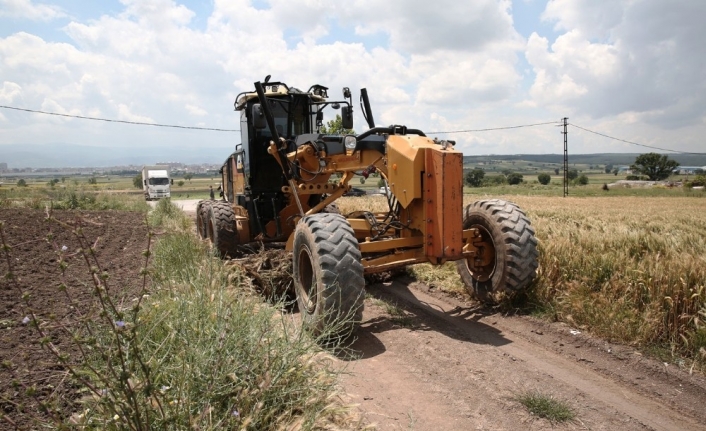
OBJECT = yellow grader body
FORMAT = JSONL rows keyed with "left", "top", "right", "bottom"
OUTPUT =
{"left": 196, "top": 78, "right": 538, "bottom": 336}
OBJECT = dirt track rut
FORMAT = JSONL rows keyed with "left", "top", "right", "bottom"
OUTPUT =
{"left": 338, "top": 279, "right": 706, "bottom": 431}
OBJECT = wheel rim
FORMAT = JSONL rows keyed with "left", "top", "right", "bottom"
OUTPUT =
{"left": 465, "top": 224, "right": 496, "bottom": 282}
{"left": 297, "top": 246, "right": 317, "bottom": 314}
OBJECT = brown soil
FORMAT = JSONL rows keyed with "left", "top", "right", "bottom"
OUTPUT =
{"left": 3, "top": 207, "right": 706, "bottom": 430}
{"left": 341, "top": 280, "right": 706, "bottom": 430}
{"left": 0, "top": 209, "right": 149, "bottom": 429}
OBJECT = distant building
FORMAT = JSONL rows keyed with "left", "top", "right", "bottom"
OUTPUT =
{"left": 673, "top": 166, "right": 706, "bottom": 175}
{"left": 0, "top": 163, "right": 7, "bottom": 172}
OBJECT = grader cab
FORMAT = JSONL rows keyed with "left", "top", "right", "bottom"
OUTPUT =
{"left": 196, "top": 77, "right": 538, "bottom": 335}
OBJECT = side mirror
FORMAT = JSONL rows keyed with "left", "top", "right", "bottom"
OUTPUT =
{"left": 143, "top": 180, "right": 146, "bottom": 186}
{"left": 170, "top": 179, "right": 173, "bottom": 185}
{"left": 341, "top": 106, "right": 353, "bottom": 130}
{"left": 252, "top": 104, "right": 266, "bottom": 129}
{"left": 316, "top": 111, "right": 323, "bottom": 128}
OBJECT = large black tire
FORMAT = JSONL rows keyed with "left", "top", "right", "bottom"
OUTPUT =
{"left": 320, "top": 203, "right": 341, "bottom": 214}
{"left": 455, "top": 199, "right": 538, "bottom": 303}
{"left": 293, "top": 213, "right": 365, "bottom": 337}
{"left": 196, "top": 200, "right": 211, "bottom": 239}
{"left": 208, "top": 201, "right": 236, "bottom": 258}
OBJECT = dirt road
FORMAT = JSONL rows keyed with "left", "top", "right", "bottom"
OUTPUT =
{"left": 340, "top": 279, "right": 706, "bottom": 431}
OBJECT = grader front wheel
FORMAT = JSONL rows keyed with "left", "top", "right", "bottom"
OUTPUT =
{"left": 456, "top": 199, "right": 538, "bottom": 303}
{"left": 292, "top": 213, "right": 365, "bottom": 337}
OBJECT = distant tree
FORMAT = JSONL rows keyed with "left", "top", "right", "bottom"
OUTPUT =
{"left": 486, "top": 175, "right": 506, "bottom": 185}
{"left": 577, "top": 174, "right": 589, "bottom": 185}
{"left": 537, "top": 173, "right": 551, "bottom": 185}
{"left": 554, "top": 168, "right": 560, "bottom": 175}
{"left": 16, "top": 179, "right": 27, "bottom": 187}
{"left": 464, "top": 168, "right": 485, "bottom": 187}
{"left": 133, "top": 173, "right": 142, "bottom": 189}
{"left": 612, "top": 168, "right": 619, "bottom": 176}
{"left": 359, "top": 177, "right": 365, "bottom": 184}
{"left": 319, "top": 114, "right": 355, "bottom": 135}
{"left": 87, "top": 177, "right": 97, "bottom": 185}
{"left": 177, "top": 180, "right": 185, "bottom": 187}
{"left": 377, "top": 178, "right": 385, "bottom": 188}
{"left": 604, "top": 164, "right": 613, "bottom": 174}
{"left": 184, "top": 173, "right": 193, "bottom": 182}
{"left": 61, "top": 177, "right": 66, "bottom": 183}
{"left": 507, "top": 173, "right": 523, "bottom": 185}
{"left": 630, "top": 152, "right": 679, "bottom": 181}
{"left": 567, "top": 169, "right": 579, "bottom": 180}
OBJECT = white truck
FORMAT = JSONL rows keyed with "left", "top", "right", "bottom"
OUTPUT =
{"left": 141, "top": 165, "right": 172, "bottom": 200}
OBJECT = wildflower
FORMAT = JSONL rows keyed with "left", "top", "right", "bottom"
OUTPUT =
{"left": 160, "top": 385, "right": 170, "bottom": 393}
{"left": 113, "top": 414, "right": 119, "bottom": 421}
{"left": 114, "top": 320, "right": 126, "bottom": 328}
{"left": 61, "top": 245, "right": 68, "bottom": 252}
{"left": 21, "top": 316, "right": 30, "bottom": 325}
{"left": 232, "top": 409, "right": 240, "bottom": 418}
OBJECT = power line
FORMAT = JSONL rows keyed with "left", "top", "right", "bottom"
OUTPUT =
{"left": 0, "top": 105, "right": 240, "bottom": 132}
{"left": 427, "top": 120, "right": 560, "bottom": 134}
{"left": 569, "top": 123, "right": 705, "bottom": 155}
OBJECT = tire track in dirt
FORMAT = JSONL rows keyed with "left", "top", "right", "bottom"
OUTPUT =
{"left": 338, "top": 279, "right": 706, "bottom": 431}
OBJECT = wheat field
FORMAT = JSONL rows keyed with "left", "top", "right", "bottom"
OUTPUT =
{"left": 339, "top": 194, "right": 706, "bottom": 368}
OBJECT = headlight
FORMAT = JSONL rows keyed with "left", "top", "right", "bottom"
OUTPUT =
{"left": 344, "top": 135, "right": 357, "bottom": 150}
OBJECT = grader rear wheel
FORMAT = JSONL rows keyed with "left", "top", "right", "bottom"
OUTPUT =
{"left": 456, "top": 199, "right": 538, "bottom": 303}
{"left": 196, "top": 201, "right": 211, "bottom": 239}
{"left": 293, "top": 213, "right": 364, "bottom": 337}
{"left": 207, "top": 201, "right": 237, "bottom": 257}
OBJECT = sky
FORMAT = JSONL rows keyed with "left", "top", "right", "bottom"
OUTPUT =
{"left": 1, "top": 0, "right": 705, "bottom": 167}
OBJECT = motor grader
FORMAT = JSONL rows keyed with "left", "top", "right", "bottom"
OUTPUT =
{"left": 196, "top": 77, "right": 538, "bottom": 335}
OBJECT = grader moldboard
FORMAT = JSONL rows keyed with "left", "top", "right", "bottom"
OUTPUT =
{"left": 196, "top": 77, "right": 538, "bottom": 336}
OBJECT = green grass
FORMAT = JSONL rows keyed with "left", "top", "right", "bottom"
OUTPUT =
{"left": 2, "top": 198, "right": 365, "bottom": 430}
{"left": 514, "top": 391, "right": 575, "bottom": 423}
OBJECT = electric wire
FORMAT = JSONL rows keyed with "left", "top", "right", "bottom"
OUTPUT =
{"left": 0, "top": 105, "right": 240, "bottom": 132}
{"left": 427, "top": 120, "right": 560, "bottom": 134}
{"left": 569, "top": 123, "right": 705, "bottom": 155}
{"left": 4, "top": 103, "right": 703, "bottom": 155}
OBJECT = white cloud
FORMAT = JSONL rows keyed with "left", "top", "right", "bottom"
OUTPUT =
{"left": 527, "top": 0, "right": 706, "bottom": 131}
{"left": 0, "top": 81, "right": 22, "bottom": 103}
{"left": 1, "top": 0, "right": 705, "bottom": 166}
{"left": 0, "top": 0, "right": 65, "bottom": 21}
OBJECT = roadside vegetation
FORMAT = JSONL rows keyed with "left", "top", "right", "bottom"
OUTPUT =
{"left": 1, "top": 199, "right": 364, "bottom": 429}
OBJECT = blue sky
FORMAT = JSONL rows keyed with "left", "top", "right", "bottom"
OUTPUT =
{"left": 1, "top": 0, "right": 705, "bottom": 167}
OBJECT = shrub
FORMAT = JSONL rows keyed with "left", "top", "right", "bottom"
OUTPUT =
{"left": 685, "top": 175, "right": 706, "bottom": 187}
{"left": 577, "top": 174, "right": 589, "bottom": 185}
{"left": 464, "top": 168, "right": 485, "bottom": 187}
{"left": 507, "top": 173, "right": 524, "bottom": 185}
{"left": 16, "top": 179, "right": 27, "bottom": 187}
{"left": 537, "top": 173, "right": 551, "bottom": 185}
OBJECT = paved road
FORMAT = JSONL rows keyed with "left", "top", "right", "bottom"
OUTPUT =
{"left": 147, "top": 198, "right": 201, "bottom": 215}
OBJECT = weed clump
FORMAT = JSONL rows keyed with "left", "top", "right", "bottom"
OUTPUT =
{"left": 0, "top": 202, "right": 364, "bottom": 429}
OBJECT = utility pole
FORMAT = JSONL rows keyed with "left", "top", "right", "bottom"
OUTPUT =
{"left": 562, "top": 117, "right": 569, "bottom": 197}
